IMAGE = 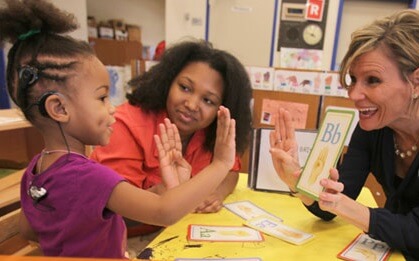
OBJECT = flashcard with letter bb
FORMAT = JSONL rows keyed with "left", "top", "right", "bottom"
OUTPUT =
{"left": 296, "top": 109, "right": 355, "bottom": 200}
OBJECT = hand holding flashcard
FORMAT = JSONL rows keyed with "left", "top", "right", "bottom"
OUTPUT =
{"left": 338, "top": 233, "right": 391, "bottom": 261}
{"left": 224, "top": 200, "right": 283, "bottom": 222}
{"left": 245, "top": 216, "right": 314, "bottom": 245}
{"left": 296, "top": 109, "right": 354, "bottom": 200}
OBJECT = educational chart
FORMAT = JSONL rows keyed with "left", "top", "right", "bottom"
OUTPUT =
{"left": 296, "top": 109, "right": 355, "bottom": 200}
{"left": 246, "top": 66, "right": 275, "bottom": 90}
{"left": 273, "top": 68, "right": 346, "bottom": 97}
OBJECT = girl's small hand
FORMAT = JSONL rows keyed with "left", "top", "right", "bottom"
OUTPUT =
{"left": 269, "top": 108, "right": 301, "bottom": 190}
{"left": 154, "top": 118, "right": 191, "bottom": 189}
{"left": 212, "top": 106, "right": 236, "bottom": 170}
{"left": 318, "top": 168, "right": 345, "bottom": 213}
{"left": 194, "top": 193, "right": 223, "bottom": 213}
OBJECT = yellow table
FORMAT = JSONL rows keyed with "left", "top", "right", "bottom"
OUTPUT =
{"left": 142, "top": 174, "right": 404, "bottom": 260}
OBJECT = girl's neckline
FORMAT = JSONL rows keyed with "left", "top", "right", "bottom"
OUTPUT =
{"left": 41, "top": 149, "right": 87, "bottom": 158}
{"left": 36, "top": 149, "right": 88, "bottom": 174}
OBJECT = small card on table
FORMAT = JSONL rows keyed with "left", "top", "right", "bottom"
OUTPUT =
{"left": 224, "top": 200, "right": 283, "bottom": 222}
{"left": 187, "top": 224, "right": 264, "bottom": 242}
{"left": 296, "top": 109, "right": 355, "bottom": 200}
{"left": 338, "top": 233, "right": 391, "bottom": 261}
{"left": 244, "top": 215, "right": 314, "bottom": 245}
{"left": 175, "top": 257, "right": 262, "bottom": 261}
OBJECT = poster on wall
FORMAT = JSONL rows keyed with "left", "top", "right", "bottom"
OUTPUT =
{"left": 246, "top": 66, "right": 274, "bottom": 90}
{"left": 260, "top": 98, "right": 308, "bottom": 129}
{"left": 280, "top": 47, "right": 323, "bottom": 70}
{"left": 273, "top": 69, "right": 347, "bottom": 97}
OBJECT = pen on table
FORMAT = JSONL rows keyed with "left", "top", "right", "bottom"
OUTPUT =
{"left": 154, "top": 235, "right": 179, "bottom": 247}
{"left": 184, "top": 244, "right": 202, "bottom": 248}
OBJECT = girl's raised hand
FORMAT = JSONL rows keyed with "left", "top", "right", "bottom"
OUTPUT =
{"left": 212, "top": 106, "right": 236, "bottom": 170}
{"left": 154, "top": 118, "right": 191, "bottom": 189}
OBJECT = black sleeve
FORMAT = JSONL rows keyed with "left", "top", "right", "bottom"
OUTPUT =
{"left": 369, "top": 207, "right": 419, "bottom": 260}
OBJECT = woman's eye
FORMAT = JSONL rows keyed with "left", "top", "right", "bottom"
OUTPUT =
{"left": 343, "top": 75, "right": 356, "bottom": 90}
{"left": 100, "top": 95, "right": 108, "bottom": 102}
{"left": 180, "top": 84, "right": 191, "bottom": 92}
{"left": 367, "top": 76, "right": 381, "bottom": 85}
{"left": 204, "top": 98, "right": 215, "bottom": 105}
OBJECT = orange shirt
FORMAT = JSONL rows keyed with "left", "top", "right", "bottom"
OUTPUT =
{"left": 91, "top": 103, "right": 241, "bottom": 188}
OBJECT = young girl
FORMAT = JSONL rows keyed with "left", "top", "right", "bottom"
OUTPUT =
{"left": 0, "top": 0, "right": 236, "bottom": 258}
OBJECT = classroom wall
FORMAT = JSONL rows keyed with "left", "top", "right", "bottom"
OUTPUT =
{"left": 51, "top": 0, "right": 88, "bottom": 41}
{"left": 165, "top": 0, "right": 207, "bottom": 45}
{"left": 86, "top": 0, "right": 165, "bottom": 47}
{"left": 207, "top": 0, "right": 275, "bottom": 67}
{"left": 335, "top": 0, "right": 409, "bottom": 70}
{"left": 164, "top": 0, "right": 414, "bottom": 69}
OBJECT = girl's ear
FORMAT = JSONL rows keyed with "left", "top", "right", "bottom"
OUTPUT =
{"left": 44, "top": 94, "right": 69, "bottom": 122}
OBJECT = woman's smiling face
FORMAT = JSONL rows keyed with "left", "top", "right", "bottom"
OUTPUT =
{"left": 347, "top": 47, "right": 412, "bottom": 131}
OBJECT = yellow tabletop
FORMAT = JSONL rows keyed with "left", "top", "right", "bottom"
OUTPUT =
{"left": 142, "top": 174, "right": 404, "bottom": 260}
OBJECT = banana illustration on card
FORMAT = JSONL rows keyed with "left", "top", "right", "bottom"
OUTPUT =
{"left": 218, "top": 230, "right": 251, "bottom": 237}
{"left": 308, "top": 146, "right": 329, "bottom": 185}
{"left": 354, "top": 247, "right": 377, "bottom": 261}
{"left": 275, "top": 227, "right": 303, "bottom": 239}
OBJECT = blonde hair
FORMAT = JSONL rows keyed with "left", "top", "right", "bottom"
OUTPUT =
{"left": 339, "top": 9, "right": 419, "bottom": 89}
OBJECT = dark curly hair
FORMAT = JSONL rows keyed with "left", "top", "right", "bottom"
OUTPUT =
{"left": 127, "top": 40, "right": 252, "bottom": 154}
{"left": 0, "top": 0, "right": 94, "bottom": 123}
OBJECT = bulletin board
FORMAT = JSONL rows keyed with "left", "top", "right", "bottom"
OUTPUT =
{"left": 252, "top": 89, "right": 321, "bottom": 129}
{"left": 320, "top": 96, "right": 355, "bottom": 122}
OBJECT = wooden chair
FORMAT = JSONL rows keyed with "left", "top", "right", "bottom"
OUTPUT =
{"left": 0, "top": 169, "right": 24, "bottom": 216}
{"left": 0, "top": 208, "right": 41, "bottom": 255}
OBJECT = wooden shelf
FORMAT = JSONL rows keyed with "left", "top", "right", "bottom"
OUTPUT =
{"left": 0, "top": 109, "right": 44, "bottom": 169}
{"left": 0, "top": 109, "right": 32, "bottom": 132}
{"left": 0, "top": 109, "right": 44, "bottom": 213}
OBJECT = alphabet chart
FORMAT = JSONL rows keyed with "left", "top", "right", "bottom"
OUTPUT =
{"left": 296, "top": 109, "right": 355, "bottom": 200}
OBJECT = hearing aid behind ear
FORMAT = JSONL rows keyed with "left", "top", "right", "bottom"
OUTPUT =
{"left": 37, "top": 90, "right": 58, "bottom": 117}
{"left": 18, "top": 65, "right": 39, "bottom": 86}
{"left": 17, "top": 65, "right": 40, "bottom": 109}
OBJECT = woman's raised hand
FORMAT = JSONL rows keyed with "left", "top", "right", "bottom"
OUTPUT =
{"left": 212, "top": 106, "right": 236, "bottom": 170}
{"left": 269, "top": 108, "right": 301, "bottom": 190}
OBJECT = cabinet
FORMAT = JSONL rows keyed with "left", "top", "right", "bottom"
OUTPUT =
{"left": 88, "top": 38, "right": 142, "bottom": 66}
